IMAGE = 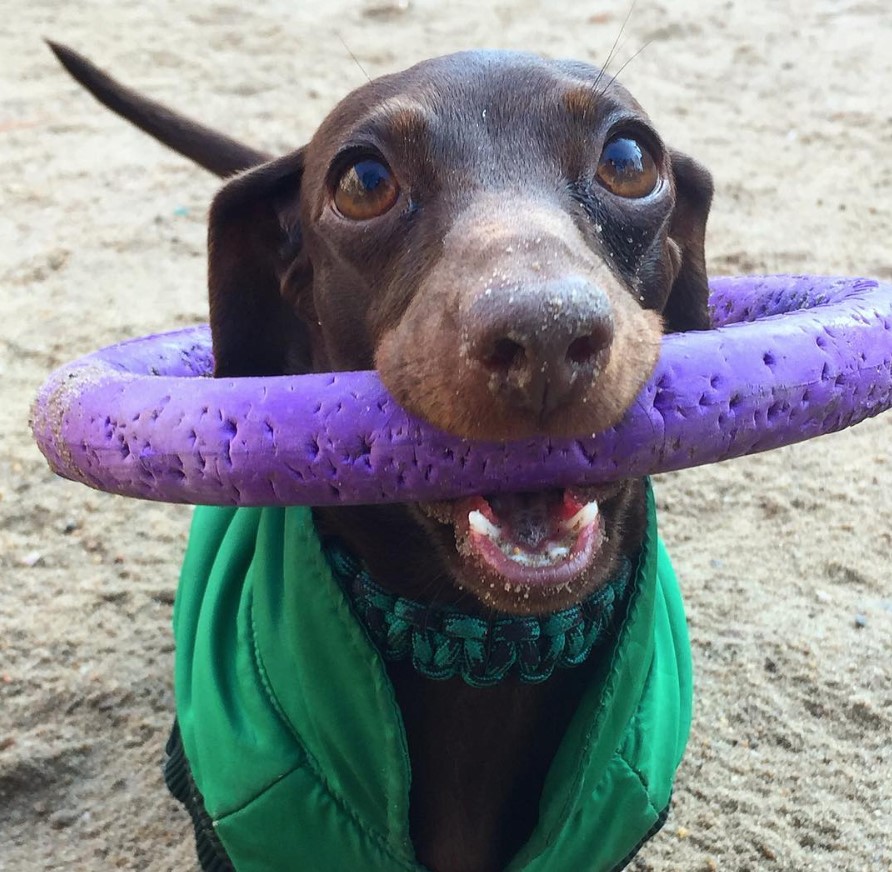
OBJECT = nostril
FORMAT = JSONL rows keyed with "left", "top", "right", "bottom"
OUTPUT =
{"left": 566, "top": 318, "right": 613, "bottom": 367}
{"left": 566, "top": 335, "right": 600, "bottom": 366}
{"left": 485, "top": 338, "right": 526, "bottom": 371}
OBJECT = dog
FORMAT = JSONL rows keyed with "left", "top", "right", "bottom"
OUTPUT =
{"left": 50, "top": 42, "right": 712, "bottom": 872}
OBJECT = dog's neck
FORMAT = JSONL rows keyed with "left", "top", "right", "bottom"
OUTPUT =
{"left": 314, "top": 482, "right": 649, "bottom": 871}
{"left": 325, "top": 537, "right": 634, "bottom": 687}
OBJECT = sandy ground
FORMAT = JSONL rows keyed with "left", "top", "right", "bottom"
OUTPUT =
{"left": 2, "top": 1, "right": 891, "bottom": 870}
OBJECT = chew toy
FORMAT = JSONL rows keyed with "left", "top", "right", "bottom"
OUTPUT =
{"left": 31, "top": 275, "right": 892, "bottom": 506}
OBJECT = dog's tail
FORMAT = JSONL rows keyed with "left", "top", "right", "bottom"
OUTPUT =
{"left": 46, "top": 41, "right": 271, "bottom": 177}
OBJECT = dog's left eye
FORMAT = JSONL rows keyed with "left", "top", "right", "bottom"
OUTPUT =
{"left": 333, "top": 158, "right": 400, "bottom": 220}
{"left": 595, "top": 136, "right": 659, "bottom": 199}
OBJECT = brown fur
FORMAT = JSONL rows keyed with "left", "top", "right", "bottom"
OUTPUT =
{"left": 50, "top": 43, "right": 713, "bottom": 872}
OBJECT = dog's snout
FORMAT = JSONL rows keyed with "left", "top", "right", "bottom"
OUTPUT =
{"left": 467, "top": 278, "right": 614, "bottom": 418}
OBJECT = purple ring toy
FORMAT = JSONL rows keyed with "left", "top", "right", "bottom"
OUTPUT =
{"left": 31, "top": 275, "right": 892, "bottom": 507}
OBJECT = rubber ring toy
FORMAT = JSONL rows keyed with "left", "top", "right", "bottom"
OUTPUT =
{"left": 31, "top": 274, "right": 892, "bottom": 507}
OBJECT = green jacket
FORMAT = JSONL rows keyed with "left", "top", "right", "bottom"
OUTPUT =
{"left": 173, "top": 482, "right": 692, "bottom": 871}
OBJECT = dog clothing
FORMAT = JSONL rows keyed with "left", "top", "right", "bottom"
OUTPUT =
{"left": 166, "top": 480, "right": 692, "bottom": 871}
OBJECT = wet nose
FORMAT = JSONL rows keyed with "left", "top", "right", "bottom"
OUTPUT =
{"left": 466, "top": 277, "right": 614, "bottom": 418}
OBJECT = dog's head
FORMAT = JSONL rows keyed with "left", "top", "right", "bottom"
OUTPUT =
{"left": 207, "top": 51, "right": 712, "bottom": 614}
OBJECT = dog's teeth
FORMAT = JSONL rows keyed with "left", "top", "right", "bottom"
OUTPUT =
{"left": 562, "top": 500, "right": 599, "bottom": 533}
{"left": 468, "top": 510, "right": 501, "bottom": 540}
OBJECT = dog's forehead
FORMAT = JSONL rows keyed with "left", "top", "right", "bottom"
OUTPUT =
{"left": 312, "top": 50, "right": 648, "bottom": 149}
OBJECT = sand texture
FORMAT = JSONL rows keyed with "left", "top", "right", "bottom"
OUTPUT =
{"left": 1, "top": 1, "right": 890, "bottom": 870}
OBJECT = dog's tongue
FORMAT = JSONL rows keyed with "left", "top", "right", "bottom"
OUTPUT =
{"left": 487, "top": 491, "right": 573, "bottom": 551}
{"left": 454, "top": 489, "right": 603, "bottom": 588}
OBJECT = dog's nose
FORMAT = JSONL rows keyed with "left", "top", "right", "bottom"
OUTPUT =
{"left": 466, "top": 277, "right": 614, "bottom": 418}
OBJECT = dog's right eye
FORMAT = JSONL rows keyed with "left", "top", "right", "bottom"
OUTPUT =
{"left": 333, "top": 158, "right": 400, "bottom": 220}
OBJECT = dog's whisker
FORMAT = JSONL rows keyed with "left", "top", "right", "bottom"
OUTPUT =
{"left": 336, "top": 32, "right": 372, "bottom": 84}
{"left": 591, "top": 0, "right": 638, "bottom": 94}
{"left": 596, "top": 39, "right": 654, "bottom": 98}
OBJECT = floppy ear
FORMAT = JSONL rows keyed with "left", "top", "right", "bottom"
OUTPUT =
{"left": 207, "top": 149, "right": 312, "bottom": 377}
{"left": 662, "top": 150, "right": 714, "bottom": 332}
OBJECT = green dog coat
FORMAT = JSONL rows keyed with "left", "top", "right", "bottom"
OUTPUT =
{"left": 169, "top": 481, "right": 692, "bottom": 871}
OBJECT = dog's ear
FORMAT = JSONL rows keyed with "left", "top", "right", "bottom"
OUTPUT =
{"left": 207, "top": 149, "right": 312, "bottom": 377}
{"left": 663, "top": 150, "right": 714, "bottom": 332}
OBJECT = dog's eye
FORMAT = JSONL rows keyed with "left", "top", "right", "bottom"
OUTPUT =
{"left": 333, "top": 158, "right": 400, "bottom": 220}
{"left": 595, "top": 136, "right": 659, "bottom": 199}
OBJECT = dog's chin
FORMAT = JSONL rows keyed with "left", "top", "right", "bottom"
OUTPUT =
{"left": 414, "top": 482, "right": 626, "bottom": 616}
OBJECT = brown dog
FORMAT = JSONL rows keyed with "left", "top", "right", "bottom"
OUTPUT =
{"left": 50, "top": 43, "right": 712, "bottom": 872}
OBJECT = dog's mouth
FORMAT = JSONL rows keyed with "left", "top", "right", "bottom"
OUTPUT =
{"left": 455, "top": 490, "right": 603, "bottom": 583}
{"left": 416, "top": 485, "right": 618, "bottom": 613}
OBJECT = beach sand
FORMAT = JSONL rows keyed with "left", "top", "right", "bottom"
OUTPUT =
{"left": 1, "top": 1, "right": 890, "bottom": 869}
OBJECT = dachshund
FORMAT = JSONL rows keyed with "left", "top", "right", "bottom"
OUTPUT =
{"left": 49, "top": 42, "right": 712, "bottom": 872}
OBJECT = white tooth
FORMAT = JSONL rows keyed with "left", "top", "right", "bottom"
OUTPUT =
{"left": 547, "top": 545, "right": 571, "bottom": 560}
{"left": 563, "top": 500, "right": 599, "bottom": 533}
{"left": 468, "top": 510, "right": 501, "bottom": 540}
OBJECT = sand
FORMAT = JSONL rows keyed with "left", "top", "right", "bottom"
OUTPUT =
{"left": 1, "top": 1, "right": 890, "bottom": 870}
